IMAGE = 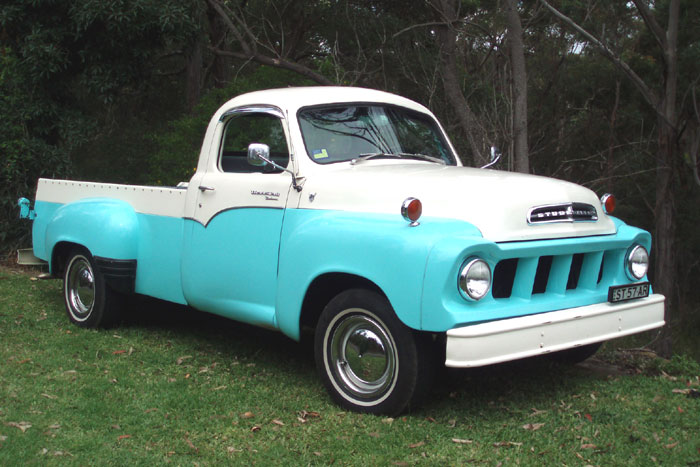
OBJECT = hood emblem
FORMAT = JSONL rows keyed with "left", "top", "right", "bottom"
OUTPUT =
{"left": 527, "top": 202, "right": 598, "bottom": 224}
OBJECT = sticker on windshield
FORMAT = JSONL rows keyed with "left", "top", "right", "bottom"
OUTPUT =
{"left": 313, "top": 149, "right": 329, "bottom": 159}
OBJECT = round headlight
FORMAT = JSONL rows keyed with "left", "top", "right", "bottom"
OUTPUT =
{"left": 459, "top": 258, "right": 491, "bottom": 301}
{"left": 626, "top": 245, "right": 649, "bottom": 280}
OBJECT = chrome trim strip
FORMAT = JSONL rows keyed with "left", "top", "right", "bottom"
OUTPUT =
{"left": 527, "top": 202, "right": 598, "bottom": 225}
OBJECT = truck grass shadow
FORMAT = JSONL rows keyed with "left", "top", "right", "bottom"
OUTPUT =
{"left": 117, "top": 293, "right": 617, "bottom": 416}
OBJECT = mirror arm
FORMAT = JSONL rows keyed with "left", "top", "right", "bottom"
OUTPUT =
{"left": 481, "top": 146, "right": 502, "bottom": 169}
{"left": 256, "top": 154, "right": 304, "bottom": 192}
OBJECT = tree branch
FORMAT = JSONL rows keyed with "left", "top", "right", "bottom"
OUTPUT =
{"left": 631, "top": 0, "right": 667, "bottom": 54}
{"left": 209, "top": 47, "right": 333, "bottom": 85}
{"left": 538, "top": 0, "right": 671, "bottom": 127}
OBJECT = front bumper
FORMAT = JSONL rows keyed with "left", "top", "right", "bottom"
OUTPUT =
{"left": 445, "top": 294, "right": 665, "bottom": 367}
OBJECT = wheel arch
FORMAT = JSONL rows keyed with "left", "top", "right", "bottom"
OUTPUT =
{"left": 299, "top": 273, "right": 386, "bottom": 338}
{"left": 51, "top": 241, "right": 86, "bottom": 277}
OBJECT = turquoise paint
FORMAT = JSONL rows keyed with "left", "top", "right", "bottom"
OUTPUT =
{"left": 420, "top": 223, "right": 652, "bottom": 331}
{"left": 33, "top": 200, "right": 186, "bottom": 304}
{"left": 32, "top": 197, "right": 653, "bottom": 340}
{"left": 134, "top": 214, "right": 186, "bottom": 304}
{"left": 275, "top": 210, "right": 483, "bottom": 340}
{"left": 38, "top": 199, "right": 139, "bottom": 268}
{"left": 180, "top": 209, "right": 285, "bottom": 328}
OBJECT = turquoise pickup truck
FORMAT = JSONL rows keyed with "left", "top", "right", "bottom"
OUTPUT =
{"left": 19, "top": 86, "right": 665, "bottom": 414}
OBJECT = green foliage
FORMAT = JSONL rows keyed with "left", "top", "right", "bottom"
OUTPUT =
{"left": 147, "top": 67, "right": 314, "bottom": 186}
{"left": 0, "top": 49, "right": 73, "bottom": 252}
{"left": 0, "top": 0, "right": 202, "bottom": 251}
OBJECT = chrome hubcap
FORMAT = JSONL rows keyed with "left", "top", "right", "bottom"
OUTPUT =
{"left": 66, "top": 256, "right": 95, "bottom": 320}
{"left": 329, "top": 311, "right": 396, "bottom": 399}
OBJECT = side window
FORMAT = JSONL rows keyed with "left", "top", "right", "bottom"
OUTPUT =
{"left": 220, "top": 113, "right": 290, "bottom": 173}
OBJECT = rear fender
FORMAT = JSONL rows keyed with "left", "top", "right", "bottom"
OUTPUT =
{"left": 44, "top": 198, "right": 139, "bottom": 272}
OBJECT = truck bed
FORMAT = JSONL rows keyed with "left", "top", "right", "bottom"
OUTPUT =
{"left": 36, "top": 179, "right": 187, "bottom": 218}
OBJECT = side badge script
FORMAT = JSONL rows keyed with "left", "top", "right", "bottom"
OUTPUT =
{"left": 251, "top": 190, "right": 280, "bottom": 201}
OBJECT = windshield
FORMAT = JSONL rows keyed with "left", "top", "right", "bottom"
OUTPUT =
{"left": 298, "top": 104, "right": 457, "bottom": 165}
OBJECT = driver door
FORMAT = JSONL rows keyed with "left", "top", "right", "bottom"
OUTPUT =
{"left": 181, "top": 108, "right": 293, "bottom": 327}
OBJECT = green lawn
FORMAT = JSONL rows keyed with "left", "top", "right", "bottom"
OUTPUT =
{"left": 1, "top": 266, "right": 699, "bottom": 465}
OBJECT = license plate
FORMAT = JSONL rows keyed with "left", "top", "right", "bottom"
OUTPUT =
{"left": 608, "top": 282, "right": 650, "bottom": 303}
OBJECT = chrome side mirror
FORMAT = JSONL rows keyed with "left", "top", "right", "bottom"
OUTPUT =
{"left": 480, "top": 146, "right": 501, "bottom": 169}
{"left": 246, "top": 143, "right": 304, "bottom": 192}
{"left": 247, "top": 143, "right": 270, "bottom": 167}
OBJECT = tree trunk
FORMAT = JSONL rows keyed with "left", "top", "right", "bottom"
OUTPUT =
{"left": 653, "top": 0, "right": 680, "bottom": 357}
{"left": 504, "top": 0, "right": 529, "bottom": 174}
{"left": 431, "top": 0, "right": 490, "bottom": 166}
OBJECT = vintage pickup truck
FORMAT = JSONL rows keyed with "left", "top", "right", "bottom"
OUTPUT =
{"left": 18, "top": 86, "right": 665, "bottom": 414}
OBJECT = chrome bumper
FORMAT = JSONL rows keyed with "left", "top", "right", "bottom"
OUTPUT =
{"left": 445, "top": 294, "right": 665, "bottom": 368}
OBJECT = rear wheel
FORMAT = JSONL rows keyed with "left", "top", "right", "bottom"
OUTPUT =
{"left": 315, "top": 289, "right": 434, "bottom": 415}
{"left": 63, "top": 249, "right": 121, "bottom": 328}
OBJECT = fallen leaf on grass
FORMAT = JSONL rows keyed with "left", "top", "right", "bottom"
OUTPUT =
{"left": 6, "top": 422, "right": 31, "bottom": 433}
{"left": 184, "top": 433, "right": 198, "bottom": 452}
{"left": 0, "top": 435, "right": 7, "bottom": 442}
{"left": 297, "top": 410, "right": 321, "bottom": 423}
{"left": 425, "top": 416, "right": 436, "bottom": 423}
{"left": 408, "top": 441, "right": 425, "bottom": 449}
{"left": 212, "top": 385, "right": 227, "bottom": 391}
{"left": 661, "top": 371, "right": 677, "bottom": 381}
{"left": 672, "top": 388, "right": 700, "bottom": 398}
{"left": 271, "top": 419, "right": 284, "bottom": 426}
{"left": 17, "top": 358, "right": 31, "bottom": 364}
{"left": 665, "top": 441, "right": 678, "bottom": 449}
{"left": 529, "top": 407, "right": 547, "bottom": 417}
{"left": 251, "top": 425, "right": 261, "bottom": 432}
{"left": 522, "top": 423, "right": 545, "bottom": 431}
{"left": 452, "top": 438, "right": 473, "bottom": 444}
{"left": 584, "top": 414, "right": 593, "bottom": 422}
{"left": 678, "top": 406, "right": 684, "bottom": 413}
{"left": 368, "top": 432, "right": 380, "bottom": 438}
{"left": 382, "top": 417, "right": 394, "bottom": 425}
{"left": 313, "top": 452, "right": 322, "bottom": 456}
{"left": 112, "top": 350, "right": 127, "bottom": 355}
{"left": 447, "top": 419, "right": 457, "bottom": 428}
{"left": 40, "top": 448, "right": 72, "bottom": 457}
{"left": 241, "top": 411, "right": 254, "bottom": 419}
{"left": 227, "top": 446, "right": 243, "bottom": 453}
{"left": 48, "top": 424, "right": 60, "bottom": 430}
{"left": 41, "top": 393, "right": 58, "bottom": 400}
{"left": 581, "top": 443, "right": 596, "bottom": 449}
{"left": 493, "top": 441, "right": 523, "bottom": 448}
{"left": 117, "top": 435, "right": 131, "bottom": 441}
{"left": 177, "top": 355, "right": 192, "bottom": 365}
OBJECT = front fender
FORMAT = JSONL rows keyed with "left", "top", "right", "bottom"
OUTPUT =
{"left": 275, "top": 209, "right": 482, "bottom": 340}
{"left": 42, "top": 198, "right": 139, "bottom": 270}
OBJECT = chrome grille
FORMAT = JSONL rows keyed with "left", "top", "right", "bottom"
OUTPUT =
{"left": 527, "top": 202, "right": 598, "bottom": 224}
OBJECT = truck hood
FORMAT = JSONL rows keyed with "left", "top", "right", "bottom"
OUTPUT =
{"left": 297, "top": 162, "right": 616, "bottom": 242}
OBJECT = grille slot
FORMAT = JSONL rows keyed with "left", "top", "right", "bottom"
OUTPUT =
{"left": 492, "top": 251, "right": 607, "bottom": 300}
{"left": 533, "top": 256, "right": 553, "bottom": 294}
{"left": 492, "top": 259, "right": 518, "bottom": 298}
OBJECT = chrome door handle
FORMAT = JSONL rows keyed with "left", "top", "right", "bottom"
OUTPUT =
{"left": 198, "top": 185, "right": 215, "bottom": 192}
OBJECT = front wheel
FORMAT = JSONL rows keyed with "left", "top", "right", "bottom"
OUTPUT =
{"left": 314, "top": 289, "right": 434, "bottom": 415}
{"left": 63, "top": 248, "right": 121, "bottom": 328}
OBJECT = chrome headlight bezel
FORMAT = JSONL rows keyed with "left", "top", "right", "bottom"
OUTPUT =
{"left": 625, "top": 245, "right": 649, "bottom": 281}
{"left": 458, "top": 257, "right": 492, "bottom": 301}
